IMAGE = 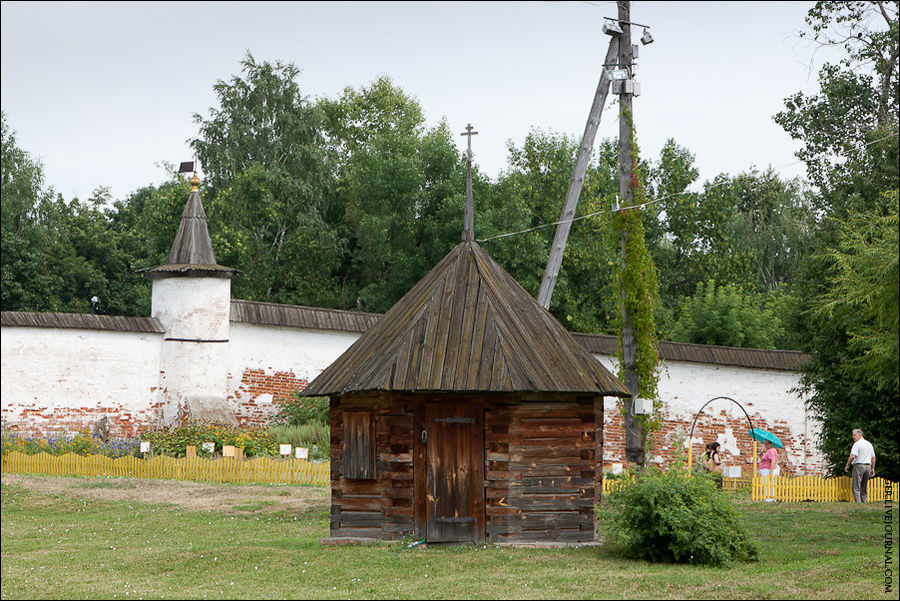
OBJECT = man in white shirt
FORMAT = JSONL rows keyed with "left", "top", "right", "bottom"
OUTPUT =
{"left": 844, "top": 428, "right": 876, "bottom": 503}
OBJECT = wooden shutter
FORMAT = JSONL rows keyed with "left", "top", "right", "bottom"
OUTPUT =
{"left": 343, "top": 411, "right": 375, "bottom": 479}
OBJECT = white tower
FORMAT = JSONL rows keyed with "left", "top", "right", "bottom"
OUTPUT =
{"left": 142, "top": 173, "right": 238, "bottom": 425}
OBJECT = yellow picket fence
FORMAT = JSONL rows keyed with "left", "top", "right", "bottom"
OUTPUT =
{"left": 601, "top": 476, "right": 634, "bottom": 494}
{"left": 602, "top": 473, "right": 897, "bottom": 503}
{"left": 751, "top": 474, "right": 897, "bottom": 503}
{"left": 1, "top": 452, "right": 330, "bottom": 487}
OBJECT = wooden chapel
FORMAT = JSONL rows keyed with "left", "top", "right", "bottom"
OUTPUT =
{"left": 302, "top": 126, "right": 630, "bottom": 544}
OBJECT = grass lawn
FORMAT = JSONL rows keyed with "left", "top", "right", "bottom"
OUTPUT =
{"left": 1, "top": 474, "right": 893, "bottom": 600}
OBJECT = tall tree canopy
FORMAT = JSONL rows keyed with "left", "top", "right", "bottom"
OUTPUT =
{"left": 321, "top": 77, "right": 467, "bottom": 312}
{"left": 191, "top": 53, "right": 345, "bottom": 307}
{"left": 777, "top": 1, "right": 899, "bottom": 479}
{"left": 2, "top": 112, "right": 146, "bottom": 315}
{"left": 1, "top": 111, "right": 59, "bottom": 311}
{"left": 775, "top": 0, "right": 898, "bottom": 208}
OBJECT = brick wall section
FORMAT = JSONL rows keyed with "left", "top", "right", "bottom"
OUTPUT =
{"left": 602, "top": 403, "right": 824, "bottom": 475}
{"left": 1, "top": 401, "right": 164, "bottom": 439}
{"left": 228, "top": 368, "right": 309, "bottom": 426}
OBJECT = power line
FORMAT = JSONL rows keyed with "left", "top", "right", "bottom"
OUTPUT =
{"left": 477, "top": 131, "right": 898, "bottom": 244}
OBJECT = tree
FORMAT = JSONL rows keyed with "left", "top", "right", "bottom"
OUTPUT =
{"left": 1, "top": 111, "right": 59, "bottom": 311}
{"left": 320, "top": 75, "right": 425, "bottom": 160}
{"left": 645, "top": 139, "right": 700, "bottom": 304}
{"left": 777, "top": 2, "right": 899, "bottom": 479}
{"left": 490, "top": 130, "right": 623, "bottom": 334}
{"left": 670, "top": 280, "right": 786, "bottom": 349}
{"left": 190, "top": 53, "right": 345, "bottom": 307}
{"left": 322, "top": 78, "right": 466, "bottom": 312}
{"left": 2, "top": 112, "right": 144, "bottom": 315}
{"left": 775, "top": 1, "right": 898, "bottom": 210}
{"left": 801, "top": 192, "right": 899, "bottom": 480}
{"left": 698, "top": 170, "right": 812, "bottom": 295}
{"left": 818, "top": 191, "right": 899, "bottom": 390}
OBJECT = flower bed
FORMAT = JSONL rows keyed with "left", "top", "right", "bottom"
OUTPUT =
{"left": 140, "top": 422, "right": 277, "bottom": 458}
{"left": 1, "top": 430, "right": 139, "bottom": 458}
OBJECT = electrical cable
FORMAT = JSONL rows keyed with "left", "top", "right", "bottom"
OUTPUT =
{"left": 476, "top": 131, "right": 897, "bottom": 243}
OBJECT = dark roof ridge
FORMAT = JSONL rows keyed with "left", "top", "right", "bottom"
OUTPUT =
{"left": 231, "top": 298, "right": 381, "bottom": 320}
{"left": 1, "top": 311, "right": 164, "bottom": 334}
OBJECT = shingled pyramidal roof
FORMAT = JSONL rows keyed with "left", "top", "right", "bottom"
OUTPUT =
{"left": 303, "top": 239, "right": 630, "bottom": 397}
{"left": 141, "top": 174, "right": 238, "bottom": 279}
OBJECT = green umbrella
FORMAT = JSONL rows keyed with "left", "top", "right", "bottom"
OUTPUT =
{"left": 750, "top": 428, "right": 783, "bottom": 449}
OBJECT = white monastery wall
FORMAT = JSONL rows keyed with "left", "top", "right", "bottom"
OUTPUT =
{"left": 0, "top": 318, "right": 824, "bottom": 474}
{"left": 0, "top": 326, "right": 164, "bottom": 437}
{"left": 596, "top": 355, "right": 823, "bottom": 475}
{"left": 226, "top": 323, "right": 359, "bottom": 424}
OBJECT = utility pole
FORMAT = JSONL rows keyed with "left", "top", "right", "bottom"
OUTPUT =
{"left": 616, "top": 0, "right": 643, "bottom": 465}
{"left": 537, "top": 37, "right": 619, "bottom": 309}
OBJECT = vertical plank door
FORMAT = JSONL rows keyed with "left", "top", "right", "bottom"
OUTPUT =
{"left": 425, "top": 401, "right": 484, "bottom": 542}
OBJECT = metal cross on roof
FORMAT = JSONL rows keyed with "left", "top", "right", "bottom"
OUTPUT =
{"left": 460, "top": 123, "right": 478, "bottom": 241}
{"left": 460, "top": 123, "right": 478, "bottom": 159}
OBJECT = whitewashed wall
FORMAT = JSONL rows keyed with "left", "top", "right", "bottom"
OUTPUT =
{"left": 228, "top": 323, "right": 360, "bottom": 387}
{"left": 0, "top": 326, "right": 164, "bottom": 436}
{"left": 596, "top": 355, "right": 823, "bottom": 474}
{"left": 225, "top": 323, "right": 360, "bottom": 423}
{"left": 0, "top": 319, "right": 823, "bottom": 473}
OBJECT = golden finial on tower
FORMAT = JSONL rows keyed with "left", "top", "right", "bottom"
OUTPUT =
{"left": 178, "top": 161, "right": 200, "bottom": 192}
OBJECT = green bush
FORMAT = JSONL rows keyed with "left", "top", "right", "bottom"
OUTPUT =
{"left": 600, "top": 466, "right": 758, "bottom": 566}
{"left": 140, "top": 422, "right": 277, "bottom": 458}
{"left": 268, "top": 423, "right": 330, "bottom": 461}
{"left": 272, "top": 395, "right": 330, "bottom": 427}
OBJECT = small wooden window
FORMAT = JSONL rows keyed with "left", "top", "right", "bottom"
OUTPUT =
{"left": 343, "top": 411, "right": 375, "bottom": 479}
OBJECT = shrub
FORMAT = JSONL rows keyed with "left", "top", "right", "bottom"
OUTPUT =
{"left": 140, "top": 421, "right": 277, "bottom": 458}
{"left": 272, "top": 395, "right": 329, "bottom": 427}
{"left": 600, "top": 466, "right": 758, "bottom": 566}
{"left": 268, "top": 423, "right": 330, "bottom": 461}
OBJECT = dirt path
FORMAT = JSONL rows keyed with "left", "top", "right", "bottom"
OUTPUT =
{"left": 1, "top": 473, "right": 329, "bottom": 514}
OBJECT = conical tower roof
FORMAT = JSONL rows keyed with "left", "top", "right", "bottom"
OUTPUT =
{"left": 303, "top": 240, "right": 629, "bottom": 397}
{"left": 141, "top": 175, "right": 238, "bottom": 279}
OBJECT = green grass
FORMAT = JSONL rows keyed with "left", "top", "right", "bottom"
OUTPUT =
{"left": 73, "top": 479, "right": 139, "bottom": 490}
{"left": 1, "top": 479, "right": 893, "bottom": 600}
{"left": 232, "top": 500, "right": 275, "bottom": 512}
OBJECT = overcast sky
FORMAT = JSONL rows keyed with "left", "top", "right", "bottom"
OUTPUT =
{"left": 1, "top": 1, "right": 840, "bottom": 201}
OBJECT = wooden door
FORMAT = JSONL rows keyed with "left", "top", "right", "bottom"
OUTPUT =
{"left": 424, "top": 401, "right": 484, "bottom": 542}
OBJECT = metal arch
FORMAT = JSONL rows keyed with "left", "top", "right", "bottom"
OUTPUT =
{"left": 687, "top": 396, "right": 756, "bottom": 470}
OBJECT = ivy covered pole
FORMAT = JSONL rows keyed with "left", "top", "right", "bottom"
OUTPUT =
{"left": 614, "top": 0, "right": 660, "bottom": 466}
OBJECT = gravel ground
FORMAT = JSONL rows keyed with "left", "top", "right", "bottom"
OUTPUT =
{"left": 1, "top": 473, "right": 329, "bottom": 514}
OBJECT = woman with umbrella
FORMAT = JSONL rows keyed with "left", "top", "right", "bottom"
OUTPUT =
{"left": 757, "top": 438, "right": 780, "bottom": 502}
{"left": 751, "top": 428, "right": 783, "bottom": 501}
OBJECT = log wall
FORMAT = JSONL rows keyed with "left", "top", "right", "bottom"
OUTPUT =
{"left": 329, "top": 394, "right": 415, "bottom": 540}
{"left": 329, "top": 393, "right": 601, "bottom": 543}
{"left": 484, "top": 397, "right": 599, "bottom": 542}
